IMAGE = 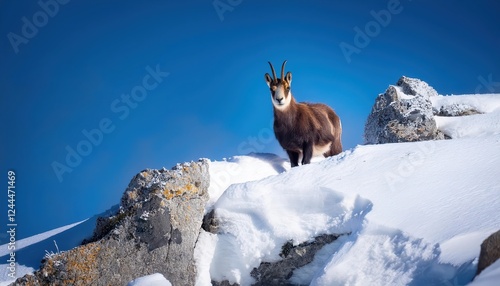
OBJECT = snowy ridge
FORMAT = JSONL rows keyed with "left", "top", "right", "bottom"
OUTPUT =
{"left": 197, "top": 93, "right": 500, "bottom": 285}
{"left": 1, "top": 93, "right": 499, "bottom": 285}
{"left": 432, "top": 93, "right": 500, "bottom": 139}
{"left": 431, "top": 93, "right": 500, "bottom": 114}
{"left": 198, "top": 136, "right": 500, "bottom": 285}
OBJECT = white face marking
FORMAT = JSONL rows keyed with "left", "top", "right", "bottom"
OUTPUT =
{"left": 272, "top": 86, "right": 292, "bottom": 110}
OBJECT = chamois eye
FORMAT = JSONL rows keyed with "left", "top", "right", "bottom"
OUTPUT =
{"left": 271, "top": 86, "right": 277, "bottom": 91}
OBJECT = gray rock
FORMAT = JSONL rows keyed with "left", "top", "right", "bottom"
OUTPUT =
{"left": 364, "top": 76, "right": 444, "bottom": 144}
{"left": 396, "top": 76, "right": 438, "bottom": 98}
{"left": 476, "top": 229, "right": 500, "bottom": 276}
{"left": 436, "top": 103, "right": 482, "bottom": 117}
{"left": 250, "top": 234, "right": 341, "bottom": 286}
{"left": 202, "top": 209, "right": 219, "bottom": 234}
{"left": 14, "top": 160, "right": 210, "bottom": 286}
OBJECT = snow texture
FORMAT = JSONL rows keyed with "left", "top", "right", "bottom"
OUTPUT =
{"left": 397, "top": 75, "right": 439, "bottom": 98}
{"left": 2, "top": 92, "right": 500, "bottom": 286}
{"left": 432, "top": 94, "right": 500, "bottom": 139}
{"left": 196, "top": 92, "right": 500, "bottom": 285}
{"left": 468, "top": 260, "right": 500, "bottom": 286}
{"left": 127, "top": 273, "right": 172, "bottom": 286}
{"left": 199, "top": 133, "right": 500, "bottom": 285}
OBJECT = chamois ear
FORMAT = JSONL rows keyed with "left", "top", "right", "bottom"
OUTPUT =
{"left": 265, "top": 73, "right": 273, "bottom": 87}
{"left": 285, "top": 72, "right": 292, "bottom": 85}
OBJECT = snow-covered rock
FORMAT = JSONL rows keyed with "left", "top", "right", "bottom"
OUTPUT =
{"left": 396, "top": 75, "right": 439, "bottom": 98}
{"left": 431, "top": 93, "right": 500, "bottom": 139}
{"left": 364, "top": 76, "right": 444, "bottom": 144}
{"left": 436, "top": 103, "right": 482, "bottom": 117}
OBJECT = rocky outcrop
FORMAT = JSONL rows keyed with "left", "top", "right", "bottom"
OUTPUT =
{"left": 14, "top": 160, "right": 210, "bottom": 286}
{"left": 250, "top": 234, "right": 341, "bottom": 286}
{"left": 476, "top": 230, "right": 500, "bottom": 276}
{"left": 364, "top": 76, "right": 444, "bottom": 144}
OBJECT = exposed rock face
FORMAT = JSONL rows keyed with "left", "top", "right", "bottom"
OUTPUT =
{"left": 210, "top": 234, "right": 342, "bottom": 286}
{"left": 364, "top": 76, "right": 444, "bottom": 144}
{"left": 476, "top": 230, "right": 500, "bottom": 276}
{"left": 250, "top": 234, "right": 340, "bottom": 286}
{"left": 14, "top": 160, "right": 210, "bottom": 286}
{"left": 202, "top": 209, "right": 219, "bottom": 234}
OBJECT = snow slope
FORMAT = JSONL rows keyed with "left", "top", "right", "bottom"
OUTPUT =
{"left": 469, "top": 260, "right": 500, "bottom": 286}
{"left": 1, "top": 93, "right": 499, "bottom": 285}
{"left": 196, "top": 93, "right": 500, "bottom": 285}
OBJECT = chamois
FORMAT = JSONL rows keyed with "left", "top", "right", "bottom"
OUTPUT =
{"left": 265, "top": 60, "right": 342, "bottom": 167}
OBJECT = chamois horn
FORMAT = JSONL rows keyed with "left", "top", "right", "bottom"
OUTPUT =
{"left": 268, "top": 62, "right": 277, "bottom": 82}
{"left": 281, "top": 60, "right": 287, "bottom": 81}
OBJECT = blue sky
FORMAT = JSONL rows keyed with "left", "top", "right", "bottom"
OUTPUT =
{"left": 1, "top": 0, "right": 499, "bottom": 240}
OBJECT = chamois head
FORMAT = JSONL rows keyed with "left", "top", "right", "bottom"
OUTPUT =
{"left": 265, "top": 60, "right": 293, "bottom": 110}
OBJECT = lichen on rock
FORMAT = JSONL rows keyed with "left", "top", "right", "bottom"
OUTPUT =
{"left": 14, "top": 159, "right": 210, "bottom": 286}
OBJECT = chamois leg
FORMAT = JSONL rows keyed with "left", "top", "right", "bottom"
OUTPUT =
{"left": 301, "top": 143, "right": 313, "bottom": 165}
{"left": 286, "top": 150, "right": 300, "bottom": 167}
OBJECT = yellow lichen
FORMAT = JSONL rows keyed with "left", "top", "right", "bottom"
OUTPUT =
{"left": 42, "top": 242, "right": 101, "bottom": 285}
{"left": 162, "top": 183, "right": 198, "bottom": 200}
{"left": 141, "top": 171, "right": 149, "bottom": 178}
{"left": 64, "top": 243, "right": 101, "bottom": 284}
{"left": 127, "top": 190, "right": 138, "bottom": 201}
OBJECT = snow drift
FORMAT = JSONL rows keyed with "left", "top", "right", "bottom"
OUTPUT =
{"left": 1, "top": 90, "right": 499, "bottom": 285}
{"left": 196, "top": 91, "right": 500, "bottom": 285}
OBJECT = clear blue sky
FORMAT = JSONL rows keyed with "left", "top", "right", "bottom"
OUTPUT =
{"left": 1, "top": 0, "right": 499, "bottom": 240}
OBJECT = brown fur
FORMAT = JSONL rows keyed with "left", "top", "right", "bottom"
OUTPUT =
{"left": 265, "top": 61, "right": 342, "bottom": 167}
